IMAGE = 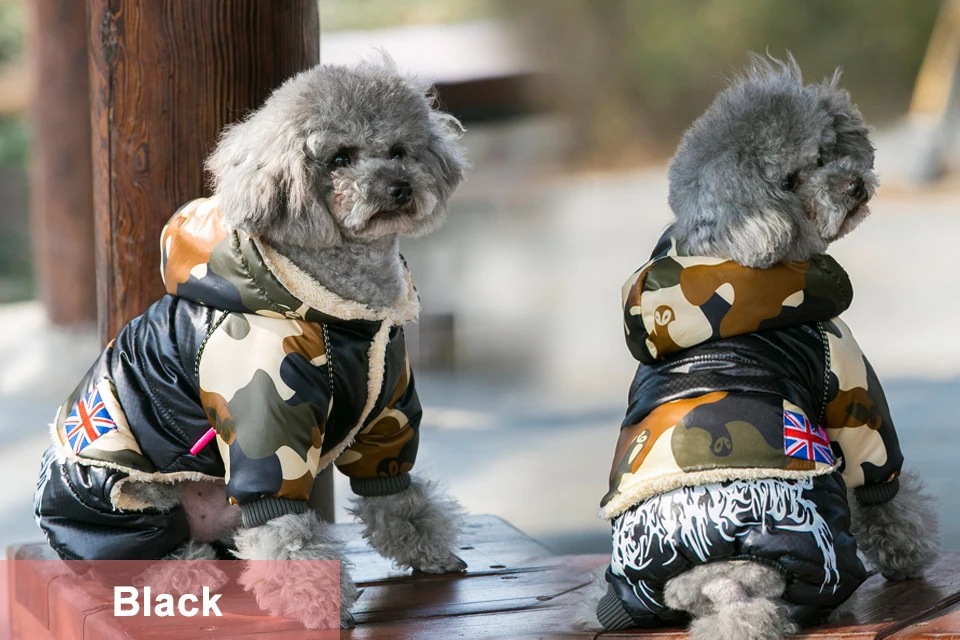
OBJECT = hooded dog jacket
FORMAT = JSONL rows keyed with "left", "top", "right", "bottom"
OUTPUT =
{"left": 36, "top": 197, "right": 422, "bottom": 560}
{"left": 597, "top": 233, "right": 902, "bottom": 629}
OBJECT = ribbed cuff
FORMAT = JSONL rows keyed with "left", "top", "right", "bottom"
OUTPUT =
{"left": 855, "top": 477, "right": 900, "bottom": 506}
{"left": 239, "top": 497, "right": 308, "bottom": 528}
{"left": 350, "top": 472, "right": 412, "bottom": 497}
{"left": 597, "top": 585, "right": 635, "bottom": 631}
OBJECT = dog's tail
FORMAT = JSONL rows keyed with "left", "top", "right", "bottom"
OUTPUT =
{"left": 665, "top": 561, "right": 798, "bottom": 640}
{"left": 574, "top": 567, "right": 613, "bottom": 631}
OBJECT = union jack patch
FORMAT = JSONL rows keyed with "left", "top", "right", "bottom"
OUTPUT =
{"left": 64, "top": 388, "right": 117, "bottom": 454}
{"left": 783, "top": 409, "right": 834, "bottom": 465}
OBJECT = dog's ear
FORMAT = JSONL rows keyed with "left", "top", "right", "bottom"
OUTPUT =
{"left": 207, "top": 112, "right": 290, "bottom": 234}
{"left": 207, "top": 110, "right": 341, "bottom": 248}
{"left": 669, "top": 149, "right": 797, "bottom": 268}
{"left": 812, "top": 69, "right": 875, "bottom": 166}
{"left": 424, "top": 109, "right": 467, "bottom": 202}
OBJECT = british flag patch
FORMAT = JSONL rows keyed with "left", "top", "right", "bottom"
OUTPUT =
{"left": 783, "top": 409, "right": 834, "bottom": 464}
{"left": 64, "top": 388, "right": 117, "bottom": 454}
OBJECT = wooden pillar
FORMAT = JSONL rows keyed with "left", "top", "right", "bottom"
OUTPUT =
{"left": 87, "top": 0, "right": 333, "bottom": 521}
{"left": 29, "top": 0, "right": 96, "bottom": 326}
{"left": 87, "top": 0, "right": 320, "bottom": 345}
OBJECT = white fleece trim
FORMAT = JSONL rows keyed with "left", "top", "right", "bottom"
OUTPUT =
{"left": 255, "top": 238, "right": 420, "bottom": 326}
{"left": 597, "top": 463, "right": 839, "bottom": 521}
{"left": 315, "top": 322, "right": 393, "bottom": 472}
{"left": 250, "top": 239, "right": 413, "bottom": 476}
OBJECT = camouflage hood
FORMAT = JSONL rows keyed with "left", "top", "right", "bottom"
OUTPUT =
{"left": 160, "top": 197, "right": 420, "bottom": 326}
{"left": 621, "top": 233, "right": 853, "bottom": 364}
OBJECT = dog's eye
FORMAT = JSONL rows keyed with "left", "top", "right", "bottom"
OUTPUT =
{"left": 781, "top": 173, "right": 800, "bottom": 191}
{"left": 816, "top": 157, "right": 824, "bottom": 168}
{"left": 331, "top": 150, "right": 351, "bottom": 168}
{"left": 390, "top": 146, "right": 405, "bottom": 161}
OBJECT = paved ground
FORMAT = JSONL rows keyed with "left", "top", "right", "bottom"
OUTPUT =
{"left": 2, "top": 121, "right": 958, "bottom": 556}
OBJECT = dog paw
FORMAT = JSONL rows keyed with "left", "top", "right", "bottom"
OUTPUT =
{"left": 135, "top": 560, "right": 228, "bottom": 596}
{"left": 341, "top": 610, "right": 356, "bottom": 629}
{"left": 413, "top": 553, "right": 468, "bottom": 574}
{"left": 239, "top": 560, "right": 345, "bottom": 630}
{"left": 881, "top": 568, "right": 924, "bottom": 582}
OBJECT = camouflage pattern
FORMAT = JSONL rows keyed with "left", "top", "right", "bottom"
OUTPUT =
{"left": 601, "top": 234, "right": 902, "bottom": 520}
{"left": 622, "top": 237, "right": 852, "bottom": 363}
{"left": 335, "top": 354, "right": 421, "bottom": 480}
{"left": 161, "top": 198, "right": 336, "bottom": 322}
{"left": 600, "top": 392, "right": 831, "bottom": 515}
{"left": 821, "top": 318, "right": 902, "bottom": 488}
{"left": 55, "top": 197, "right": 421, "bottom": 508}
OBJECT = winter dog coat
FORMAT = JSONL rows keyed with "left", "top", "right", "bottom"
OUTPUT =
{"left": 36, "top": 197, "right": 422, "bottom": 560}
{"left": 598, "top": 232, "right": 902, "bottom": 628}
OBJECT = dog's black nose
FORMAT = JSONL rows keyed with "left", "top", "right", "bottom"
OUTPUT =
{"left": 387, "top": 181, "right": 413, "bottom": 205}
{"left": 846, "top": 177, "right": 866, "bottom": 202}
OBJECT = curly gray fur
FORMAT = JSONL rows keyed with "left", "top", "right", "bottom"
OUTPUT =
{"left": 348, "top": 476, "right": 467, "bottom": 573}
{"left": 207, "top": 57, "right": 466, "bottom": 308}
{"left": 135, "top": 540, "right": 228, "bottom": 597}
{"left": 575, "top": 567, "right": 608, "bottom": 631}
{"left": 668, "top": 53, "right": 876, "bottom": 266}
{"left": 665, "top": 561, "right": 798, "bottom": 640}
{"left": 233, "top": 510, "right": 359, "bottom": 629}
{"left": 850, "top": 470, "right": 940, "bottom": 581}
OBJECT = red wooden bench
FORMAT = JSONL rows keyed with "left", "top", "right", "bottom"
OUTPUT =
{"left": 7, "top": 515, "right": 960, "bottom": 639}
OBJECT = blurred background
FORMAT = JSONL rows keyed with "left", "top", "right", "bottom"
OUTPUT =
{"left": 1, "top": 0, "right": 959, "bottom": 555}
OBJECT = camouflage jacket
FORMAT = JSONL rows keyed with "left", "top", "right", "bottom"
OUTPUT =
{"left": 599, "top": 233, "right": 903, "bottom": 520}
{"left": 50, "top": 197, "right": 422, "bottom": 527}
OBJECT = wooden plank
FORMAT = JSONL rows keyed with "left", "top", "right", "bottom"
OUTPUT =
{"left": 86, "top": 0, "right": 320, "bottom": 345}
{"left": 353, "top": 561, "right": 590, "bottom": 625}
{"left": 341, "top": 514, "right": 556, "bottom": 584}
{"left": 28, "top": 0, "right": 96, "bottom": 325}
{"left": 346, "top": 605, "right": 596, "bottom": 640}
{"left": 7, "top": 543, "right": 66, "bottom": 633}
{"left": 9, "top": 516, "right": 562, "bottom": 638}
{"left": 16, "top": 523, "right": 960, "bottom": 639}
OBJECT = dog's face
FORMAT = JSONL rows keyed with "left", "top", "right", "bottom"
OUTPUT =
{"left": 668, "top": 56, "right": 876, "bottom": 267}
{"left": 208, "top": 61, "right": 466, "bottom": 249}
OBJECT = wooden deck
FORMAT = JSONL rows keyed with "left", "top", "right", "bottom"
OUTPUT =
{"left": 7, "top": 515, "right": 960, "bottom": 639}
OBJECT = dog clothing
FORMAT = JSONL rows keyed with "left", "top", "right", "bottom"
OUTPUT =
{"left": 36, "top": 197, "right": 422, "bottom": 560}
{"left": 597, "top": 231, "right": 902, "bottom": 629}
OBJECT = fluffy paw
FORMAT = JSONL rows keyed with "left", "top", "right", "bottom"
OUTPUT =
{"left": 850, "top": 470, "right": 940, "bottom": 582}
{"left": 239, "top": 560, "right": 345, "bottom": 630}
{"left": 233, "top": 512, "right": 359, "bottom": 630}
{"left": 135, "top": 561, "right": 228, "bottom": 596}
{"left": 881, "top": 568, "right": 923, "bottom": 582}
{"left": 414, "top": 553, "right": 468, "bottom": 574}
{"left": 349, "top": 477, "right": 467, "bottom": 574}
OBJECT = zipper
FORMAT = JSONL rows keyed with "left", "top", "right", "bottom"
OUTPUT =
{"left": 322, "top": 322, "right": 335, "bottom": 406}
{"left": 816, "top": 322, "right": 831, "bottom": 424}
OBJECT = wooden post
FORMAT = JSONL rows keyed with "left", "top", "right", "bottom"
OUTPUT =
{"left": 87, "top": 0, "right": 320, "bottom": 345}
{"left": 87, "top": 0, "right": 333, "bottom": 521}
{"left": 29, "top": 0, "right": 96, "bottom": 326}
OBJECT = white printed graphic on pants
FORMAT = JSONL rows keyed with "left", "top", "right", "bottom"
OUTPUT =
{"left": 610, "top": 477, "right": 839, "bottom": 611}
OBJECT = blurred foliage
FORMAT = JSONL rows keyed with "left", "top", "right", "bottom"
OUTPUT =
{"left": 0, "top": 116, "right": 27, "bottom": 165}
{"left": 0, "top": 0, "right": 22, "bottom": 65}
{"left": 0, "top": 0, "right": 25, "bottom": 168}
{"left": 504, "top": 0, "right": 943, "bottom": 166}
{"left": 320, "top": 0, "right": 495, "bottom": 31}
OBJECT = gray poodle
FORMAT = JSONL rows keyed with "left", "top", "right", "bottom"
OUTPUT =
{"left": 35, "top": 59, "right": 467, "bottom": 630}
{"left": 582, "top": 55, "right": 940, "bottom": 640}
